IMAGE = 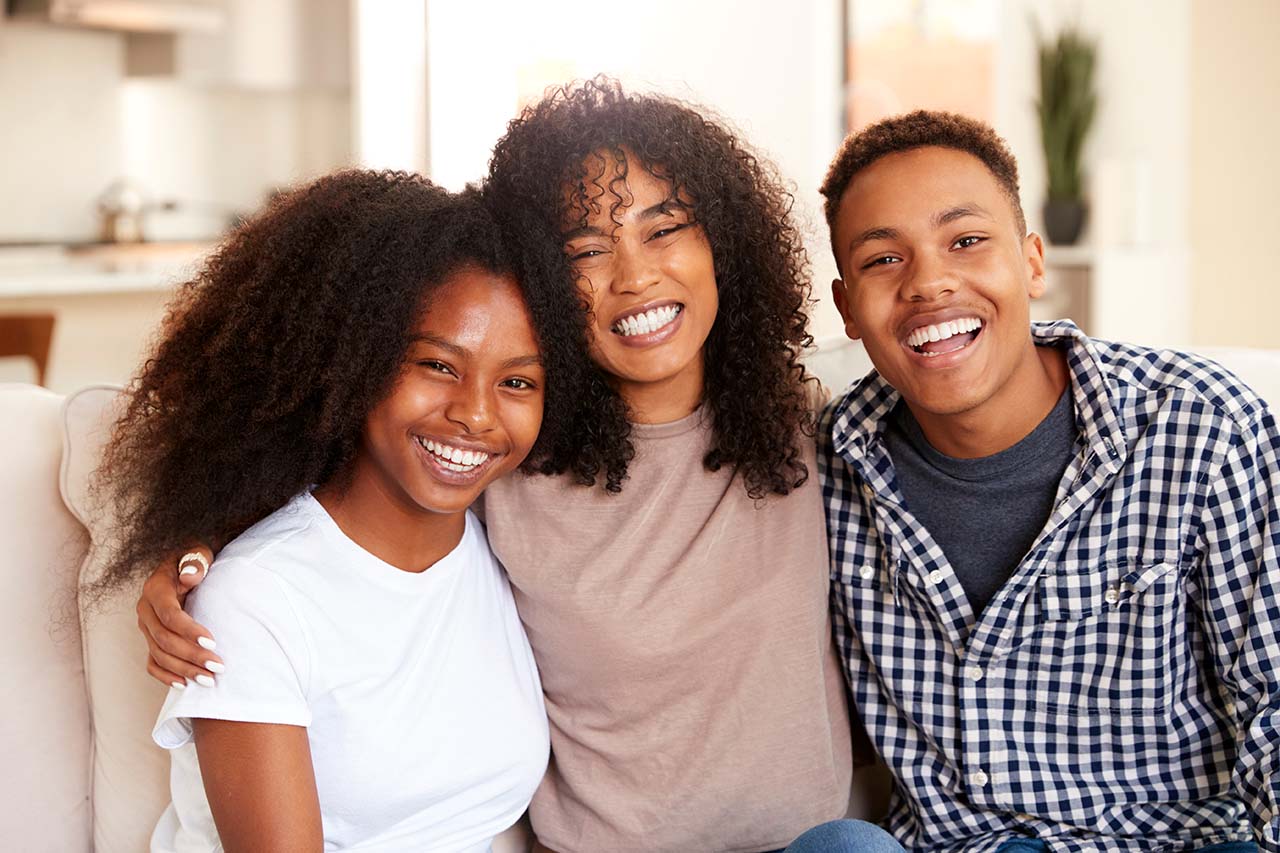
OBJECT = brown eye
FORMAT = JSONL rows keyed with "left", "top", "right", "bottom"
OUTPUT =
{"left": 650, "top": 223, "right": 686, "bottom": 241}
{"left": 417, "top": 360, "right": 453, "bottom": 375}
{"left": 861, "top": 255, "right": 900, "bottom": 270}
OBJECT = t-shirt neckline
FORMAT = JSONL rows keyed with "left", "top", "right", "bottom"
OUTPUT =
{"left": 629, "top": 404, "right": 708, "bottom": 440}
{"left": 891, "top": 387, "right": 1075, "bottom": 481}
{"left": 297, "top": 492, "right": 474, "bottom": 594}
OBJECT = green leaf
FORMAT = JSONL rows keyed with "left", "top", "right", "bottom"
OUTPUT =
{"left": 1033, "top": 22, "right": 1097, "bottom": 201}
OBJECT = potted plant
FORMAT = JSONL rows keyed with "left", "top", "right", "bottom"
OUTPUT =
{"left": 1035, "top": 24, "right": 1097, "bottom": 245}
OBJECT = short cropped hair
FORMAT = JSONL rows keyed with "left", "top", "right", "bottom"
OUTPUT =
{"left": 820, "top": 110, "right": 1026, "bottom": 249}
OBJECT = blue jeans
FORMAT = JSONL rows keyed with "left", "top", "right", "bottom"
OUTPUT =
{"left": 777, "top": 819, "right": 904, "bottom": 853}
{"left": 995, "top": 841, "right": 1256, "bottom": 853}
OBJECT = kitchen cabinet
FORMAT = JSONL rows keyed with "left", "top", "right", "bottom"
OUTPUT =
{"left": 127, "top": 0, "right": 349, "bottom": 91}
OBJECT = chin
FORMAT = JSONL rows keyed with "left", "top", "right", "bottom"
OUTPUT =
{"left": 898, "top": 382, "right": 984, "bottom": 418}
{"left": 407, "top": 485, "right": 480, "bottom": 517}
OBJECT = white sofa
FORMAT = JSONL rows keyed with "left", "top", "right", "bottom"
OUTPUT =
{"left": 3, "top": 342, "right": 1276, "bottom": 851}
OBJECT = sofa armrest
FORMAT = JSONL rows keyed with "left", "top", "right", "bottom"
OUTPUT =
{"left": 0, "top": 383, "right": 92, "bottom": 849}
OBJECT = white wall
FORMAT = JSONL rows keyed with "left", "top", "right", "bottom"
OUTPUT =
{"left": 997, "top": 0, "right": 1191, "bottom": 247}
{"left": 996, "top": 0, "right": 1193, "bottom": 345}
{"left": 1188, "top": 0, "right": 1280, "bottom": 349}
{"left": 119, "top": 81, "right": 351, "bottom": 239}
{"left": 0, "top": 20, "right": 352, "bottom": 244}
{"left": 0, "top": 23, "right": 124, "bottom": 242}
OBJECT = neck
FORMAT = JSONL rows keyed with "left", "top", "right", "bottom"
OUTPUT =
{"left": 616, "top": 354, "right": 706, "bottom": 424}
{"left": 312, "top": 471, "right": 464, "bottom": 574}
{"left": 909, "top": 344, "right": 1069, "bottom": 459}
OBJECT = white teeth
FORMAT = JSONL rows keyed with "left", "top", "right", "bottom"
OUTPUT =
{"left": 419, "top": 438, "right": 489, "bottom": 470}
{"left": 612, "top": 305, "right": 682, "bottom": 337}
{"left": 905, "top": 317, "right": 983, "bottom": 349}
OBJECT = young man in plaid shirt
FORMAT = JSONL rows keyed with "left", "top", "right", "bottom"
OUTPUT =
{"left": 816, "top": 111, "right": 1278, "bottom": 852}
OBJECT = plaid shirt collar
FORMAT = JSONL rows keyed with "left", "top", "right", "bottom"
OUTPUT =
{"left": 831, "top": 320, "right": 1126, "bottom": 475}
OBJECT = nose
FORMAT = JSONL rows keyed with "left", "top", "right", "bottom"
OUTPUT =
{"left": 444, "top": 379, "right": 496, "bottom": 434}
{"left": 902, "top": 252, "right": 957, "bottom": 303}
{"left": 611, "top": 241, "right": 661, "bottom": 295}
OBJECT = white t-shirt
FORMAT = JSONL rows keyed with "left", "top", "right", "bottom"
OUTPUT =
{"left": 150, "top": 493, "right": 548, "bottom": 853}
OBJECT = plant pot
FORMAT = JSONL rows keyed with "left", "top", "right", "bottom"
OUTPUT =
{"left": 1043, "top": 199, "right": 1087, "bottom": 245}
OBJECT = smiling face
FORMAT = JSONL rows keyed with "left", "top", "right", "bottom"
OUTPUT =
{"left": 561, "top": 150, "right": 718, "bottom": 419}
{"left": 354, "top": 266, "right": 545, "bottom": 519}
{"left": 831, "top": 146, "right": 1061, "bottom": 454}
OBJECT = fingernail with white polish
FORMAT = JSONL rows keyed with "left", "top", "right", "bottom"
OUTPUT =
{"left": 194, "top": 674, "right": 215, "bottom": 687}
{"left": 206, "top": 661, "right": 226, "bottom": 674}
{"left": 180, "top": 565, "right": 200, "bottom": 576}
{"left": 171, "top": 681, "right": 186, "bottom": 690}
{"left": 197, "top": 637, "right": 217, "bottom": 651}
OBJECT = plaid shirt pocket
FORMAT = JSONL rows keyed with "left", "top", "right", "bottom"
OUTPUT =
{"left": 1032, "top": 560, "right": 1185, "bottom": 716}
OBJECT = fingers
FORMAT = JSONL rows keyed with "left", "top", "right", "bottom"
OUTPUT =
{"left": 136, "top": 545, "right": 223, "bottom": 689}
{"left": 144, "top": 637, "right": 219, "bottom": 688}
{"left": 138, "top": 600, "right": 223, "bottom": 674}
{"left": 137, "top": 562, "right": 224, "bottom": 686}
{"left": 145, "top": 655, "right": 218, "bottom": 690}
{"left": 140, "top": 552, "right": 217, "bottom": 647}
{"left": 148, "top": 658, "right": 190, "bottom": 690}
{"left": 177, "top": 545, "right": 214, "bottom": 590}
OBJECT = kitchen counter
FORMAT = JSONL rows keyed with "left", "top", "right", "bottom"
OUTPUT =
{"left": 0, "top": 242, "right": 217, "bottom": 392}
{"left": 0, "top": 242, "right": 214, "bottom": 298}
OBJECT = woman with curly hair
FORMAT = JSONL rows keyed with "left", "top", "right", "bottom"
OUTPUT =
{"left": 476, "top": 80, "right": 872, "bottom": 853}
{"left": 133, "top": 81, "right": 902, "bottom": 852}
{"left": 99, "top": 170, "right": 552, "bottom": 851}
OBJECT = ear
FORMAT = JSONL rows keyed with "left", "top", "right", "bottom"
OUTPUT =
{"left": 831, "top": 278, "right": 862, "bottom": 341}
{"left": 1022, "top": 231, "right": 1047, "bottom": 299}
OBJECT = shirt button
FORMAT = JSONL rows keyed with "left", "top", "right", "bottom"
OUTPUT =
{"left": 859, "top": 565, "right": 875, "bottom": 580}
{"left": 966, "top": 665, "right": 985, "bottom": 682}
{"left": 1104, "top": 588, "right": 1120, "bottom": 605}
{"left": 927, "top": 569, "right": 945, "bottom": 585}
{"left": 971, "top": 769, "right": 989, "bottom": 787}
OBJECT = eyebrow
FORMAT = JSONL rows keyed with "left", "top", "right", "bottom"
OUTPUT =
{"left": 934, "top": 204, "right": 993, "bottom": 227}
{"left": 411, "top": 334, "right": 542, "bottom": 369}
{"left": 846, "top": 204, "right": 995, "bottom": 254}
{"left": 561, "top": 199, "right": 680, "bottom": 242}
{"left": 499, "top": 354, "right": 543, "bottom": 369}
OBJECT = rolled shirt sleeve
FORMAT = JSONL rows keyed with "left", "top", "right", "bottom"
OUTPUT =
{"left": 1198, "top": 407, "right": 1280, "bottom": 848}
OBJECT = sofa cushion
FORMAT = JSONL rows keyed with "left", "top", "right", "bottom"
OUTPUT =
{"left": 1193, "top": 346, "right": 1280, "bottom": 410}
{"left": 60, "top": 385, "right": 171, "bottom": 852}
{"left": 0, "top": 383, "right": 92, "bottom": 851}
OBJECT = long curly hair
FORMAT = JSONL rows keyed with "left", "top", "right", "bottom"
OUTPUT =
{"left": 90, "top": 170, "right": 568, "bottom": 597}
{"left": 486, "top": 76, "right": 816, "bottom": 498}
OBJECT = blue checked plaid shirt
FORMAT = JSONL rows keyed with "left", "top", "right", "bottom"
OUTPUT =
{"left": 818, "top": 321, "right": 1280, "bottom": 852}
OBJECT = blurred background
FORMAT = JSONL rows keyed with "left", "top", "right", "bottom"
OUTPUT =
{"left": 0, "top": 0, "right": 1275, "bottom": 392}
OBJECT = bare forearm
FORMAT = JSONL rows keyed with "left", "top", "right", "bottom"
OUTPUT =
{"left": 193, "top": 718, "right": 323, "bottom": 852}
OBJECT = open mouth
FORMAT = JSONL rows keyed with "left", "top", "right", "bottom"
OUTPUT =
{"left": 904, "top": 317, "right": 983, "bottom": 357}
{"left": 414, "top": 436, "right": 492, "bottom": 473}
{"left": 611, "top": 303, "right": 683, "bottom": 337}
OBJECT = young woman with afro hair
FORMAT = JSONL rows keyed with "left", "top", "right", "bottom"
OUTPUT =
{"left": 97, "top": 171, "right": 557, "bottom": 851}
{"left": 133, "top": 81, "right": 901, "bottom": 853}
